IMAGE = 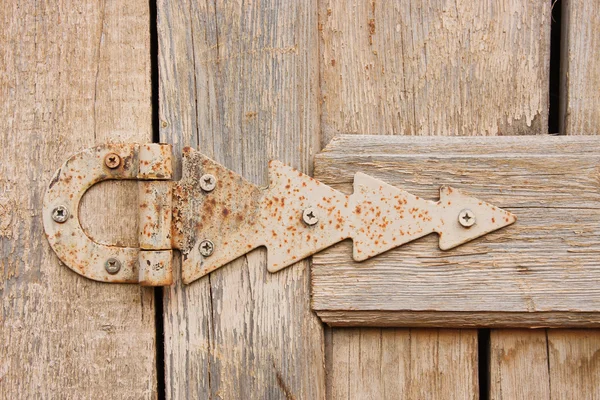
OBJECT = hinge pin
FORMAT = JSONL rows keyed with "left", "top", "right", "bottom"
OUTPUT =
{"left": 200, "top": 174, "right": 216, "bottom": 192}
{"left": 458, "top": 209, "right": 476, "bottom": 228}
{"left": 199, "top": 239, "right": 215, "bottom": 257}
{"left": 51, "top": 205, "right": 69, "bottom": 223}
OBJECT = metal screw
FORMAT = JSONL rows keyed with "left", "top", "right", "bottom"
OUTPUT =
{"left": 200, "top": 174, "right": 216, "bottom": 192}
{"left": 458, "top": 209, "right": 476, "bottom": 228}
{"left": 104, "top": 153, "right": 121, "bottom": 169}
{"left": 105, "top": 258, "right": 122, "bottom": 274}
{"left": 199, "top": 239, "right": 214, "bottom": 257}
{"left": 302, "top": 207, "right": 319, "bottom": 226}
{"left": 51, "top": 205, "right": 69, "bottom": 223}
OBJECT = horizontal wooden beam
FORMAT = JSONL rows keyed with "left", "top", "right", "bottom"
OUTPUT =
{"left": 318, "top": 311, "right": 600, "bottom": 328}
{"left": 312, "top": 135, "right": 600, "bottom": 327}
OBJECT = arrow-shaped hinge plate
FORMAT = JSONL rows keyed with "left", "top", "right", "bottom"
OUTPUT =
{"left": 43, "top": 144, "right": 516, "bottom": 286}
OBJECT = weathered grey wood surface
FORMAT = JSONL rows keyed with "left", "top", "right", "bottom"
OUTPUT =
{"left": 560, "top": 0, "right": 600, "bottom": 135}
{"left": 489, "top": 330, "right": 551, "bottom": 399}
{"left": 6, "top": 0, "right": 600, "bottom": 398}
{"left": 327, "top": 328, "right": 477, "bottom": 399}
{"left": 490, "top": 1, "right": 600, "bottom": 395}
{"left": 547, "top": 330, "right": 600, "bottom": 397}
{"left": 313, "top": 135, "right": 600, "bottom": 326}
{"left": 317, "top": 0, "right": 549, "bottom": 396}
{"left": 158, "top": 0, "right": 325, "bottom": 398}
{"left": 490, "top": 329, "right": 600, "bottom": 399}
{"left": 319, "top": 0, "right": 550, "bottom": 145}
{"left": 0, "top": 0, "right": 157, "bottom": 398}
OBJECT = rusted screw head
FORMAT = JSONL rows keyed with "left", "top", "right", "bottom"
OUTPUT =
{"left": 302, "top": 207, "right": 319, "bottom": 226}
{"left": 200, "top": 174, "right": 216, "bottom": 192}
{"left": 104, "top": 153, "right": 121, "bottom": 169}
{"left": 105, "top": 258, "right": 122, "bottom": 274}
{"left": 458, "top": 209, "right": 476, "bottom": 228}
{"left": 199, "top": 240, "right": 214, "bottom": 257}
{"left": 51, "top": 205, "right": 69, "bottom": 223}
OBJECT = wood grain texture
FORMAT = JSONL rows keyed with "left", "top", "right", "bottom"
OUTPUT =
{"left": 315, "top": 0, "right": 554, "bottom": 394}
{"left": 0, "top": 0, "right": 156, "bottom": 398}
{"left": 560, "top": 0, "right": 600, "bottom": 135}
{"left": 491, "top": 0, "right": 600, "bottom": 393}
{"left": 547, "top": 330, "right": 600, "bottom": 398}
{"left": 490, "top": 330, "right": 550, "bottom": 399}
{"left": 320, "top": 312, "right": 600, "bottom": 329}
{"left": 328, "top": 328, "right": 477, "bottom": 399}
{"left": 319, "top": 1, "right": 550, "bottom": 395}
{"left": 319, "top": 0, "right": 551, "bottom": 145}
{"left": 158, "top": 0, "right": 325, "bottom": 398}
{"left": 490, "top": 329, "right": 600, "bottom": 400}
{"left": 313, "top": 135, "right": 600, "bottom": 326}
{"left": 544, "top": 1, "right": 600, "bottom": 390}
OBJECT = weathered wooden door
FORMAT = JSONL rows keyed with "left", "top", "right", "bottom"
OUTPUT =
{"left": 3, "top": 0, "right": 600, "bottom": 399}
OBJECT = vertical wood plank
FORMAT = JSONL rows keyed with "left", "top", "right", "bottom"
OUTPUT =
{"left": 319, "top": 0, "right": 550, "bottom": 145}
{"left": 489, "top": 330, "right": 550, "bottom": 399}
{"left": 321, "top": 0, "right": 550, "bottom": 398}
{"left": 0, "top": 0, "right": 156, "bottom": 398}
{"left": 491, "top": 1, "right": 600, "bottom": 397}
{"left": 158, "top": 0, "right": 325, "bottom": 398}
{"left": 328, "top": 329, "right": 477, "bottom": 399}
{"left": 560, "top": 0, "right": 600, "bottom": 134}
{"left": 547, "top": 330, "right": 600, "bottom": 398}
{"left": 409, "top": 330, "right": 478, "bottom": 399}
{"left": 540, "top": 4, "right": 600, "bottom": 399}
{"left": 490, "top": 315, "right": 600, "bottom": 395}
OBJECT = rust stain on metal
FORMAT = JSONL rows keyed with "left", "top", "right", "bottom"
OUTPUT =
{"left": 173, "top": 148, "right": 516, "bottom": 284}
{"left": 139, "top": 250, "right": 173, "bottom": 286}
{"left": 42, "top": 143, "right": 173, "bottom": 286}
{"left": 44, "top": 144, "right": 516, "bottom": 286}
{"left": 104, "top": 152, "right": 121, "bottom": 169}
{"left": 139, "top": 181, "right": 172, "bottom": 250}
{"left": 139, "top": 143, "right": 173, "bottom": 179}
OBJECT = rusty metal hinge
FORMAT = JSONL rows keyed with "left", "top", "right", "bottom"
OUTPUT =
{"left": 43, "top": 143, "right": 516, "bottom": 286}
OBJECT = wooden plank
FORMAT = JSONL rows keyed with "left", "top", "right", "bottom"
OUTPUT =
{"left": 317, "top": 134, "right": 600, "bottom": 156}
{"left": 158, "top": 0, "right": 325, "bottom": 398}
{"left": 318, "top": 0, "right": 550, "bottom": 396}
{"left": 320, "top": 312, "right": 600, "bottom": 328}
{"left": 328, "top": 328, "right": 477, "bottom": 399}
{"left": 560, "top": 0, "right": 600, "bottom": 135}
{"left": 489, "top": 330, "right": 550, "bottom": 399}
{"left": 319, "top": 0, "right": 551, "bottom": 145}
{"left": 547, "top": 330, "right": 600, "bottom": 398}
{"left": 313, "top": 135, "right": 600, "bottom": 326}
{"left": 492, "top": 4, "right": 600, "bottom": 397}
{"left": 0, "top": 0, "right": 156, "bottom": 398}
{"left": 490, "top": 329, "right": 600, "bottom": 399}
{"left": 491, "top": 1, "right": 600, "bottom": 394}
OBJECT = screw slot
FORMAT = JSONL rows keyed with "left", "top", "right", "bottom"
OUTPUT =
{"left": 52, "top": 206, "right": 69, "bottom": 223}
{"left": 302, "top": 207, "right": 319, "bottom": 226}
{"left": 200, "top": 174, "right": 216, "bottom": 192}
{"left": 199, "top": 239, "right": 214, "bottom": 257}
{"left": 105, "top": 258, "right": 122, "bottom": 274}
{"left": 458, "top": 209, "right": 476, "bottom": 228}
{"left": 104, "top": 153, "right": 121, "bottom": 169}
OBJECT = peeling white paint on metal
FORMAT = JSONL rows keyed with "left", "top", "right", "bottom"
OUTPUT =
{"left": 174, "top": 148, "right": 516, "bottom": 284}
{"left": 43, "top": 143, "right": 173, "bottom": 285}
{"left": 44, "top": 144, "right": 515, "bottom": 286}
